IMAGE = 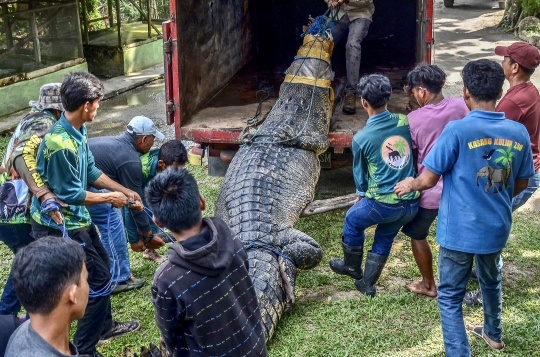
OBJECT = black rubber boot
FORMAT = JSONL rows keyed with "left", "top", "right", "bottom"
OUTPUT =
{"left": 355, "top": 251, "right": 388, "bottom": 297}
{"left": 329, "top": 240, "right": 364, "bottom": 280}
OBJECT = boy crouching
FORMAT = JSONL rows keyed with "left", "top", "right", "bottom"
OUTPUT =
{"left": 147, "top": 168, "right": 268, "bottom": 357}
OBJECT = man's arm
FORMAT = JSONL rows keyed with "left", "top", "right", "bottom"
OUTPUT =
{"left": 328, "top": 0, "right": 349, "bottom": 8}
{"left": 43, "top": 148, "right": 128, "bottom": 208}
{"left": 514, "top": 179, "right": 529, "bottom": 197}
{"left": 111, "top": 162, "right": 166, "bottom": 249}
{"left": 395, "top": 169, "right": 440, "bottom": 198}
{"left": 12, "top": 134, "right": 67, "bottom": 224}
{"left": 91, "top": 173, "right": 141, "bottom": 208}
{"left": 351, "top": 138, "right": 368, "bottom": 199}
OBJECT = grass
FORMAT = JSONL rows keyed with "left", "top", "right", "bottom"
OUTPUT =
{"left": 0, "top": 134, "right": 11, "bottom": 156}
{"left": 0, "top": 163, "right": 538, "bottom": 356}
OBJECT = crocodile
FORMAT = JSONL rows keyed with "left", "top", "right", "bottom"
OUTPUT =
{"left": 215, "top": 34, "right": 334, "bottom": 340}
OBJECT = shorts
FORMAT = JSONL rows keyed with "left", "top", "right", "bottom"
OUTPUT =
{"left": 401, "top": 207, "right": 438, "bottom": 240}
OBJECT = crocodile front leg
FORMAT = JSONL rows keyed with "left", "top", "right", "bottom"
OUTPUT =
{"left": 294, "top": 133, "right": 330, "bottom": 156}
{"left": 274, "top": 126, "right": 330, "bottom": 156}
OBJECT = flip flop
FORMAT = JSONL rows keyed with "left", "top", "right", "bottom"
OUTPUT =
{"left": 467, "top": 325, "right": 505, "bottom": 351}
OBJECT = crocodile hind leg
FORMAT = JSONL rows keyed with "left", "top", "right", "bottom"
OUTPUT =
{"left": 281, "top": 228, "right": 323, "bottom": 269}
{"left": 248, "top": 249, "right": 286, "bottom": 341}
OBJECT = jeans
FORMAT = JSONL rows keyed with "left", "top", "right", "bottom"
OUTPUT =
{"left": 438, "top": 247, "right": 502, "bottom": 357}
{"left": 0, "top": 224, "right": 34, "bottom": 315}
{"left": 512, "top": 171, "right": 540, "bottom": 211}
{"left": 343, "top": 198, "right": 418, "bottom": 256}
{"left": 31, "top": 219, "right": 113, "bottom": 354}
{"left": 87, "top": 187, "right": 131, "bottom": 283}
{"left": 331, "top": 15, "right": 371, "bottom": 94}
{"left": 489, "top": 171, "right": 540, "bottom": 274}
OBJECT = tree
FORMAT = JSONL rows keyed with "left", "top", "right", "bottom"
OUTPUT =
{"left": 493, "top": 145, "right": 516, "bottom": 182}
{"left": 393, "top": 139, "right": 407, "bottom": 157}
{"left": 500, "top": 0, "right": 540, "bottom": 30}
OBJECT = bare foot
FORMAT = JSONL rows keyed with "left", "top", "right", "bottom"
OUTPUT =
{"left": 143, "top": 249, "right": 168, "bottom": 264}
{"left": 407, "top": 280, "right": 437, "bottom": 298}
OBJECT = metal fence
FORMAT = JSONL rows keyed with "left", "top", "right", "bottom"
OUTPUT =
{"left": 0, "top": 0, "right": 83, "bottom": 81}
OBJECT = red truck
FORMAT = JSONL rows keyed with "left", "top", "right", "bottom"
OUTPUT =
{"left": 162, "top": 0, "right": 434, "bottom": 176}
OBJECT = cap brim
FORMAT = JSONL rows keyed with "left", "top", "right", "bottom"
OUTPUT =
{"left": 153, "top": 130, "right": 165, "bottom": 140}
{"left": 494, "top": 46, "right": 509, "bottom": 57}
{"left": 29, "top": 100, "right": 64, "bottom": 111}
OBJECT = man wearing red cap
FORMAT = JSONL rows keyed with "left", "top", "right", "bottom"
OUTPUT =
{"left": 495, "top": 42, "right": 540, "bottom": 210}
{"left": 464, "top": 42, "right": 540, "bottom": 307}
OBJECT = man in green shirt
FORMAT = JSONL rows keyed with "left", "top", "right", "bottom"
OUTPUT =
{"left": 329, "top": 74, "right": 419, "bottom": 297}
{"left": 30, "top": 72, "right": 141, "bottom": 357}
{"left": 123, "top": 140, "right": 188, "bottom": 263}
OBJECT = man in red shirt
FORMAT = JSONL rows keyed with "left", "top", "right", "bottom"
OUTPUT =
{"left": 464, "top": 42, "right": 540, "bottom": 307}
{"left": 495, "top": 42, "right": 540, "bottom": 211}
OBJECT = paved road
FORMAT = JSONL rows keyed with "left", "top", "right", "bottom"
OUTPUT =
{"left": 434, "top": 0, "right": 540, "bottom": 96}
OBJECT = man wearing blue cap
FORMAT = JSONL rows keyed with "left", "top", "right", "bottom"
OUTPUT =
{"left": 87, "top": 115, "right": 166, "bottom": 294}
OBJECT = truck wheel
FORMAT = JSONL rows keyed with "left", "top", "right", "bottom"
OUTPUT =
{"left": 444, "top": 0, "right": 454, "bottom": 7}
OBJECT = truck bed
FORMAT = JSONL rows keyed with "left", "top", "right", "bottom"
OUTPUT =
{"left": 181, "top": 56, "right": 416, "bottom": 149}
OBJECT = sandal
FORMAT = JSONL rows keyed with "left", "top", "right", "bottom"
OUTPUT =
{"left": 467, "top": 325, "right": 505, "bottom": 351}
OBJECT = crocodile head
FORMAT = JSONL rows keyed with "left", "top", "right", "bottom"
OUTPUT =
{"left": 251, "top": 35, "right": 334, "bottom": 149}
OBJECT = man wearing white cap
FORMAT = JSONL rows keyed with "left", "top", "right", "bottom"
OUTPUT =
{"left": 87, "top": 115, "right": 166, "bottom": 294}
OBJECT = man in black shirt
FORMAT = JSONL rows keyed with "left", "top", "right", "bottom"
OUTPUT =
{"left": 87, "top": 116, "right": 165, "bottom": 294}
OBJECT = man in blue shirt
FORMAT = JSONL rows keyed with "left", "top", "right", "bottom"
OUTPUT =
{"left": 395, "top": 59, "right": 535, "bottom": 355}
{"left": 329, "top": 74, "right": 419, "bottom": 297}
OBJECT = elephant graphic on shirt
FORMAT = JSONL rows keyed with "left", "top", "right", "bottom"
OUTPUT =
{"left": 476, "top": 165, "right": 508, "bottom": 194}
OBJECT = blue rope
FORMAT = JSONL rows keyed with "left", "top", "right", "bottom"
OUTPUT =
{"left": 40, "top": 197, "right": 121, "bottom": 297}
{"left": 40, "top": 198, "right": 72, "bottom": 240}
{"left": 302, "top": 6, "right": 339, "bottom": 38}
{"left": 128, "top": 200, "right": 176, "bottom": 244}
{"left": 141, "top": 207, "right": 176, "bottom": 244}
{"left": 243, "top": 242, "right": 295, "bottom": 266}
{"left": 304, "top": 15, "right": 334, "bottom": 37}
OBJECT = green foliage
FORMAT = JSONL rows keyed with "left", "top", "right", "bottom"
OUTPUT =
{"left": 0, "top": 134, "right": 10, "bottom": 155}
{"left": 521, "top": 0, "right": 540, "bottom": 17}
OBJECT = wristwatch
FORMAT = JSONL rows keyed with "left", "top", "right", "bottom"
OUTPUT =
{"left": 141, "top": 234, "right": 153, "bottom": 244}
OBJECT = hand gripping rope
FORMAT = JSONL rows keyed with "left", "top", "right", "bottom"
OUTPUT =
{"left": 129, "top": 200, "right": 176, "bottom": 244}
{"left": 40, "top": 197, "right": 121, "bottom": 297}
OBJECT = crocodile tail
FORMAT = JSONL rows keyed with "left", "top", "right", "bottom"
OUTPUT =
{"left": 248, "top": 249, "right": 286, "bottom": 341}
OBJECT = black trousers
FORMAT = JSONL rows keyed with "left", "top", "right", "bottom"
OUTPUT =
{"left": 31, "top": 219, "right": 113, "bottom": 354}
